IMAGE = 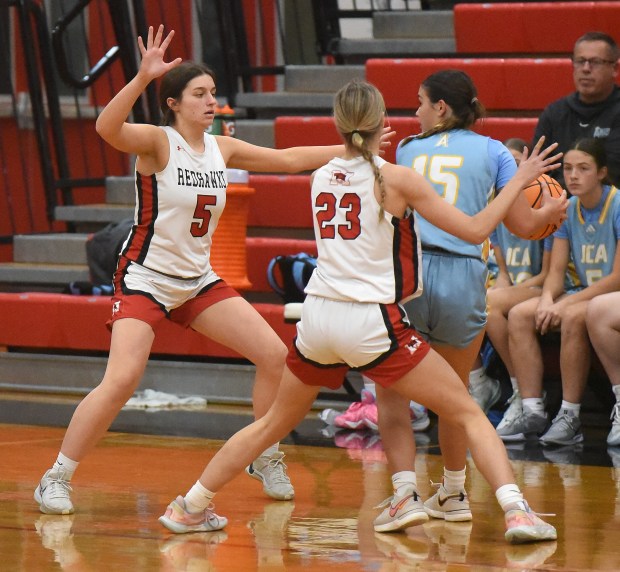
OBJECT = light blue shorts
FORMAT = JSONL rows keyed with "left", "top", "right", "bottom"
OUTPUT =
{"left": 403, "top": 250, "right": 488, "bottom": 348}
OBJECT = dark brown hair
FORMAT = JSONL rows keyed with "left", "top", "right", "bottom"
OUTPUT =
{"left": 566, "top": 137, "right": 611, "bottom": 184}
{"left": 159, "top": 61, "right": 216, "bottom": 126}
{"left": 417, "top": 69, "right": 485, "bottom": 139}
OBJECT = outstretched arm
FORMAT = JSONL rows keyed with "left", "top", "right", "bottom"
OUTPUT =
{"left": 95, "top": 25, "right": 182, "bottom": 157}
{"left": 215, "top": 135, "right": 345, "bottom": 174}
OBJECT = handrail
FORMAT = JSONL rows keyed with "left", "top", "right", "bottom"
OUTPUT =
{"left": 14, "top": 0, "right": 59, "bottom": 221}
{"left": 50, "top": 0, "right": 120, "bottom": 90}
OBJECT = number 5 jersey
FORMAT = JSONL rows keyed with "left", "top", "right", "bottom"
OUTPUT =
{"left": 121, "top": 126, "right": 228, "bottom": 279}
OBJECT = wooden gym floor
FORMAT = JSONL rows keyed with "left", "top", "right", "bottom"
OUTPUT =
{"left": 1, "top": 392, "right": 619, "bottom": 571}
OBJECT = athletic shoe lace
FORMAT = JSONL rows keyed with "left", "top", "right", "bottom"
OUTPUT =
{"left": 550, "top": 411, "right": 579, "bottom": 433}
{"left": 45, "top": 476, "right": 72, "bottom": 500}
{"left": 266, "top": 456, "right": 290, "bottom": 484}
{"left": 519, "top": 501, "right": 555, "bottom": 518}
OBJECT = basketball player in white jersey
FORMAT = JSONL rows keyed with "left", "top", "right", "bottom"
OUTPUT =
{"left": 33, "top": 25, "right": 357, "bottom": 516}
{"left": 158, "top": 79, "right": 562, "bottom": 544}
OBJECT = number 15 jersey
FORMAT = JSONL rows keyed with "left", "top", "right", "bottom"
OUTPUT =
{"left": 397, "top": 129, "right": 516, "bottom": 259}
{"left": 304, "top": 155, "right": 423, "bottom": 304}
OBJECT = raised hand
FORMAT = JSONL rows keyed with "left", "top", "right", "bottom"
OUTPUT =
{"left": 516, "top": 136, "right": 563, "bottom": 183}
{"left": 137, "top": 25, "right": 182, "bottom": 81}
{"left": 378, "top": 124, "right": 396, "bottom": 156}
{"left": 518, "top": 136, "right": 568, "bottom": 226}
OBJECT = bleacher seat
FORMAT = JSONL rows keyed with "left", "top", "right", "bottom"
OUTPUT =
{"left": 248, "top": 175, "right": 313, "bottom": 229}
{"left": 275, "top": 116, "right": 538, "bottom": 164}
{"left": 366, "top": 58, "right": 575, "bottom": 113}
{"left": 454, "top": 2, "right": 620, "bottom": 55}
{"left": 0, "top": 293, "right": 296, "bottom": 359}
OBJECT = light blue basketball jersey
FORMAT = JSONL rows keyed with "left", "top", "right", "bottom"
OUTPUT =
{"left": 555, "top": 185, "right": 620, "bottom": 286}
{"left": 396, "top": 129, "right": 516, "bottom": 259}
{"left": 491, "top": 225, "right": 545, "bottom": 284}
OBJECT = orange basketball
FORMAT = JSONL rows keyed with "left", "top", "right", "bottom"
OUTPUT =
{"left": 522, "top": 174, "right": 564, "bottom": 240}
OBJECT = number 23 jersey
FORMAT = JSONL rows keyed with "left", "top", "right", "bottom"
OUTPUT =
{"left": 304, "top": 155, "right": 423, "bottom": 304}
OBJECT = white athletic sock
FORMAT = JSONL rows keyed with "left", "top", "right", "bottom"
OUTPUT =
{"left": 260, "top": 444, "right": 279, "bottom": 458}
{"left": 510, "top": 377, "right": 519, "bottom": 392}
{"left": 613, "top": 385, "right": 620, "bottom": 401}
{"left": 392, "top": 471, "right": 417, "bottom": 496}
{"left": 560, "top": 400, "right": 580, "bottom": 415}
{"left": 522, "top": 398, "right": 545, "bottom": 415}
{"left": 443, "top": 467, "right": 466, "bottom": 493}
{"left": 184, "top": 480, "right": 216, "bottom": 513}
{"left": 496, "top": 483, "right": 526, "bottom": 512}
{"left": 469, "top": 367, "right": 485, "bottom": 383}
{"left": 52, "top": 452, "right": 79, "bottom": 481}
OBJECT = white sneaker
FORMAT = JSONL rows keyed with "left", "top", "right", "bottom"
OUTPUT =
{"left": 607, "top": 402, "right": 620, "bottom": 447}
{"left": 539, "top": 408, "right": 583, "bottom": 446}
{"left": 34, "top": 469, "right": 74, "bottom": 515}
{"left": 497, "top": 410, "right": 548, "bottom": 442}
{"left": 246, "top": 452, "right": 295, "bottom": 500}
{"left": 469, "top": 372, "right": 501, "bottom": 413}
{"left": 496, "top": 390, "right": 522, "bottom": 433}
{"left": 424, "top": 482, "right": 472, "bottom": 522}
{"left": 373, "top": 486, "right": 429, "bottom": 532}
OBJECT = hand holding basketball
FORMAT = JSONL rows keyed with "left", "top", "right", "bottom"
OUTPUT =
{"left": 523, "top": 174, "right": 567, "bottom": 240}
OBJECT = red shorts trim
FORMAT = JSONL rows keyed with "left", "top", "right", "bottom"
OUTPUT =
{"left": 106, "top": 280, "right": 240, "bottom": 331}
{"left": 361, "top": 304, "right": 431, "bottom": 388}
{"left": 286, "top": 342, "right": 350, "bottom": 390}
{"left": 286, "top": 303, "right": 431, "bottom": 390}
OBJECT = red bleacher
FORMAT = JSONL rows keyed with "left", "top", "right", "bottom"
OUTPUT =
{"left": 275, "top": 116, "right": 538, "bottom": 164}
{"left": 366, "top": 58, "right": 575, "bottom": 112}
{"left": 0, "top": 293, "right": 296, "bottom": 359}
{"left": 454, "top": 2, "right": 620, "bottom": 54}
{"left": 247, "top": 174, "right": 313, "bottom": 229}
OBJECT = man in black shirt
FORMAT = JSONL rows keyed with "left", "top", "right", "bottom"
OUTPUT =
{"left": 534, "top": 31, "right": 620, "bottom": 188}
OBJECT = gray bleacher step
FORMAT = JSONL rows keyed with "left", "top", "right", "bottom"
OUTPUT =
{"left": 0, "top": 352, "right": 359, "bottom": 408}
{"left": 284, "top": 65, "right": 365, "bottom": 93}
{"left": 55, "top": 204, "right": 134, "bottom": 224}
{"left": 0, "top": 261, "right": 88, "bottom": 284}
{"left": 235, "top": 92, "right": 336, "bottom": 118}
{"left": 14, "top": 233, "right": 88, "bottom": 264}
{"left": 106, "top": 176, "right": 135, "bottom": 205}
{"left": 336, "top": 38, "right": 456, "bottom": 62}
{"left": 373, "top": 10, "right": 454, "bottom": 39}
{"left": 235, "top": 119, "right": 275, "bottom": 148}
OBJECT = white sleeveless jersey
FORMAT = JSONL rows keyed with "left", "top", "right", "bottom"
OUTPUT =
{"left": 120, "top": 126, "right": 228, "bottom": 278}
{"left": 304, "top": 155, "right": 423, "bottom": 304}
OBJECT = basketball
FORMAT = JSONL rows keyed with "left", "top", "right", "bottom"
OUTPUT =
{"left": 522, "top": 174, "right": 564, "bottom": 240}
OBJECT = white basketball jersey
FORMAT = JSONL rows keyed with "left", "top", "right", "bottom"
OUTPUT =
{"left": 304, "top": 155, "right": 423, "bottom": 304}
{"left": 121, "top": 126, "right": 228, "bottom": 278}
